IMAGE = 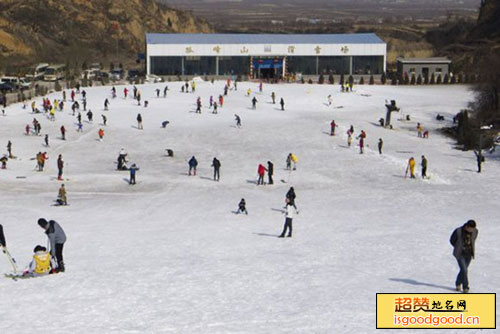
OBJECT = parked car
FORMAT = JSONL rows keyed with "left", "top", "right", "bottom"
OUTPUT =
{"left": 127, "top": 69, "right": 145, "bottom": 82}
{"left": 0, "top": 82, "right": 14, "bottom": 93}
{"left": 109, "top": 69, "right": 124, "bottom": 81}
{"left": 81, "top": 69, "right": 98, "bottom": 80}
{"left": 145, "top": 74, "right": 163, "bottom": 83}
{"left": 0, "top": 76, "right": 30, "bottom": 90}
{"left": 95, "top": 71, "right": 109, "bottom": 80}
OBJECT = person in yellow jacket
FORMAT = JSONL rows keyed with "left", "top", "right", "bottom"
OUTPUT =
{"left": 49, "top": 107, "right": 56, "bottom": 121}
{"left": 22, "top": 245, "right": 56, "bottom": 277}
{"left": 406, "top": 157, "right": 416, "bottom": 179}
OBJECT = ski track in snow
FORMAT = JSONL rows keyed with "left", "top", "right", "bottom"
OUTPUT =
{"left": 0, "top": 82, "right": 499, "bottom": 333}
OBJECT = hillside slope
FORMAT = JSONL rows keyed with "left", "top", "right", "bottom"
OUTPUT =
{"left": 0, "top": 0, "right": 211, "bottom": 68}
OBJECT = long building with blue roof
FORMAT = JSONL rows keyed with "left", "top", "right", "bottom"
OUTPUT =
{"left": 146, "top": 33, "right": 386, "bottom": 78}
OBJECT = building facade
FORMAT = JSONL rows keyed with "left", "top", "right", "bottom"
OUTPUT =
{"left": 396, "top": 57, "right": 452, "bottom": 78}
{"left": 146, "top": 33, "right": 386, "bottom": 78}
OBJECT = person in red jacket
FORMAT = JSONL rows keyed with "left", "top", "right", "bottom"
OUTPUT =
{"left": 257, "top": 164, "right": 267, "bottom": 185}
{"left": 60, "top": 125, "right": 66, "bottom": 140}
{"left": 330, "top": 120, "right": 337, "bottom": 136}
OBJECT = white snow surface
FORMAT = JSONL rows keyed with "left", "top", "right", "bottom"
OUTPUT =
{"left": 0, "top": 82, "right": 498, "bottom": 333}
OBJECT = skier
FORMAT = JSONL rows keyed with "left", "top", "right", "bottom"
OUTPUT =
{"left": 82, "top": 98, "right": 87, "bottom": 111}
{"left": 129, "top": 164, "right": 139, "bottom": 185}
{"left": 196, "top": 97, "right": 202, "bottom": 113}
{"left": 0, "top": 155, "right": 7, "bottom": 169}
{"left": 98, "top": 128, "right": 104, "bottom": 140}
{"left": 327, "top": 95, "right": 332, "bottom": 106}
{"left": 7, "top": 140, "right": 12, "bottom": 158}
{"left": 57, "top": 184, "right": 67, "bottom": 206}
{"left": 267, "top": 161, "right": 274, "bottom": 185}
{"left": 137, "top": 113, "right": 143, "bottom": 130}
{"left": 188, "top": 156, "right": 198, "bottom": 176}
{"left": 257, "top": 163, "right": 267, "bottom": 185}
{"left": 247, "top": 88, "right": 252, "bottom": 97}
{"left": 234, "top": 114, "right": 241, "bottom": 128}
{"left": 474, "top": 150, "right": 484, "bottom": 173}
{"left": 378, "top": 138, "right": 383, "bottom": 154}
{"left": 20, "top": 245, "right": 57, "bottom": 277}
{"left": 406, "top": 157, "right": 416, "bottom": 179}
{"left": 161, "top": 121, "right": 170, "bottom": 128}
{"left": 271, "top": 92, "right": 276, "bottom": 104}
{"left": 191, "top": 81, "right": 196, "bottom": 92}
{"left": 77, "top": 122, "right": 83, "bottom": 132}
{"left": 236, "top": 199, "right": 248, "bottom": 215}
{"left": 330, "top": 120, "right": 337, "bottom": 136}
{"left": 70, "top": 90, "right": 75, "bottom": 102}
{"left": 60, "top": 125, "right": 66, "bottom": 140}
{"left": 280, "top": 98, "right": 285, "bottom": 111}
{"left": 212, "top": 157, "right": 221, "bottom": 181}
{"left": 417, "top": 123, "right": 423, "bottom": 138}
{"left": 209, "top": 96, "right": 214, "bottom": 107}
{"left": 259, "top": 81, "right": 263, "bottom": 92}
{"left": 77, "top": 112, "right": 82, "bottom": 124}
{"left": 212, "top": 102, "right": 218, "bottom": 114}
{"left": 44, "top": 134, "right": 49, "bottom": 147}
{"left": 219, "top": 95, "right": 224, "bottom": 107}
{"left": 57, "top": 154, "right": 64, "bottom": 180}
{"left": 111, "top": 86, "right": 116, "bottom": 98}
{"left": 124, "top": 87, "right": 128, "bottom": 98}
{"left": 421, "top": 155, "right": 428, "bottom": 178}
{"left": 25, "top": 124, "right": 30, "bottom": 135}
{"left": 0, "top": 224, "right": 5, "bottom": 248}
{"left": 102, "top": 114, "right": 107, "bottom": 126}
{"left": 286, "top": 153, "right": 292, "bottom": 170}
{"left": 155, "top": 88, "right": 160, "bottom": 97}
{"left": 185, "top": 82, "right": 189, "bottom": 93}
{"left": 252, "top": 96, "right": 258, "bottom": 109}
{"left": 86, "top": 110, "right": 93, "bottom": 123}
{"left": 224, "top": 85, "right": 228, "bottom": 96}
{"left": 137, "top": 91, "right": 141, "bottom": 106}
{"left": 286, "top": 187, "right": 297, "bottom": 208}
{"left": 37, "top": 218, "right": 66, "bottom": 272}
{"left": 163, "top": 86, "right": 168, "bottom": 97}
{"left": 117, "top": 148, "right": 128, "bottom": 170}
{"left": 357, "top": 130, "right": 366, "bottom": 154}
{"left": 450, "top": 220, "right": 478, "bottom": 293}
{"left": 104, "top": 98, "right": 110, "bottom": 111}
{"left": 278, "top": 198, "right": 299, "bottom": 238}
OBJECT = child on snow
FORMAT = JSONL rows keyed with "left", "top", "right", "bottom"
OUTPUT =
{"left": 236, "top": 199, "right": 248, "bottom": 215}
{"left": 57, "top": 184, "right": 67, "bottom": 206}
{"left": 21, "top": 245, "right": 57, "bottom": 277}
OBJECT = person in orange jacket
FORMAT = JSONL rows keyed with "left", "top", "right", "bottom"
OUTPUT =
{"left": 98, "top": 128, "right": 104, "bottom": 140}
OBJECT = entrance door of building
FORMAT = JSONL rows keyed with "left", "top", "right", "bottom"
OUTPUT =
{"left": 253, "top": 58, "right": 283, "bottom": 79}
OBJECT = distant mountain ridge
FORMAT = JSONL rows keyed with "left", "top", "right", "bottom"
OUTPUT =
{"left": 0, "top": 0, "right": 211, "bottom": 68}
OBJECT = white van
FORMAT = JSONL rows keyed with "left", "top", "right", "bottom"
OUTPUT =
{"left": 0, "top": 76, "right": 30, "bottom": 89}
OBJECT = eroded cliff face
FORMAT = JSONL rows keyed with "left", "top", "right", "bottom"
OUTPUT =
{"left": 0, "top": 0, "right": 212, "bottom": 65}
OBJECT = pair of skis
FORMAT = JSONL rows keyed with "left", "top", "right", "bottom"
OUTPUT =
{"left": 1, "top": 225, "right": 20, "bottom": 280}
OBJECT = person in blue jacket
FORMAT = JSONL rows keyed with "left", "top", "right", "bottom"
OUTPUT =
{"left": 129, "top": 163, "right": 139, "bottom": 185}
{"left": 189, "top": 156, "right": 198, "bottom": 176}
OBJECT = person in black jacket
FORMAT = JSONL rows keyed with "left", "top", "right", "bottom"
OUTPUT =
{"left": 286, "top": 187, "right": 296, "bottom": 208}
{"left": 450, "top": 220, "right": 478, "bottom": 293}
{"left": 212, "top": 157, "right": 221, "bottom": 181}
{"left": 267, "top": 161, "right": 274, "bottom": 185}
{"left": 38, "top": 218, "right": 67, "bottom": 272}
{"left": 0, "top": 224, "right": 6, "bottom": 248}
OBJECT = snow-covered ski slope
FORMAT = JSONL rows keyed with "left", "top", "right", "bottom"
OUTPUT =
{"left": 0, "top": 82, "right": 498, "bottom": 333}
